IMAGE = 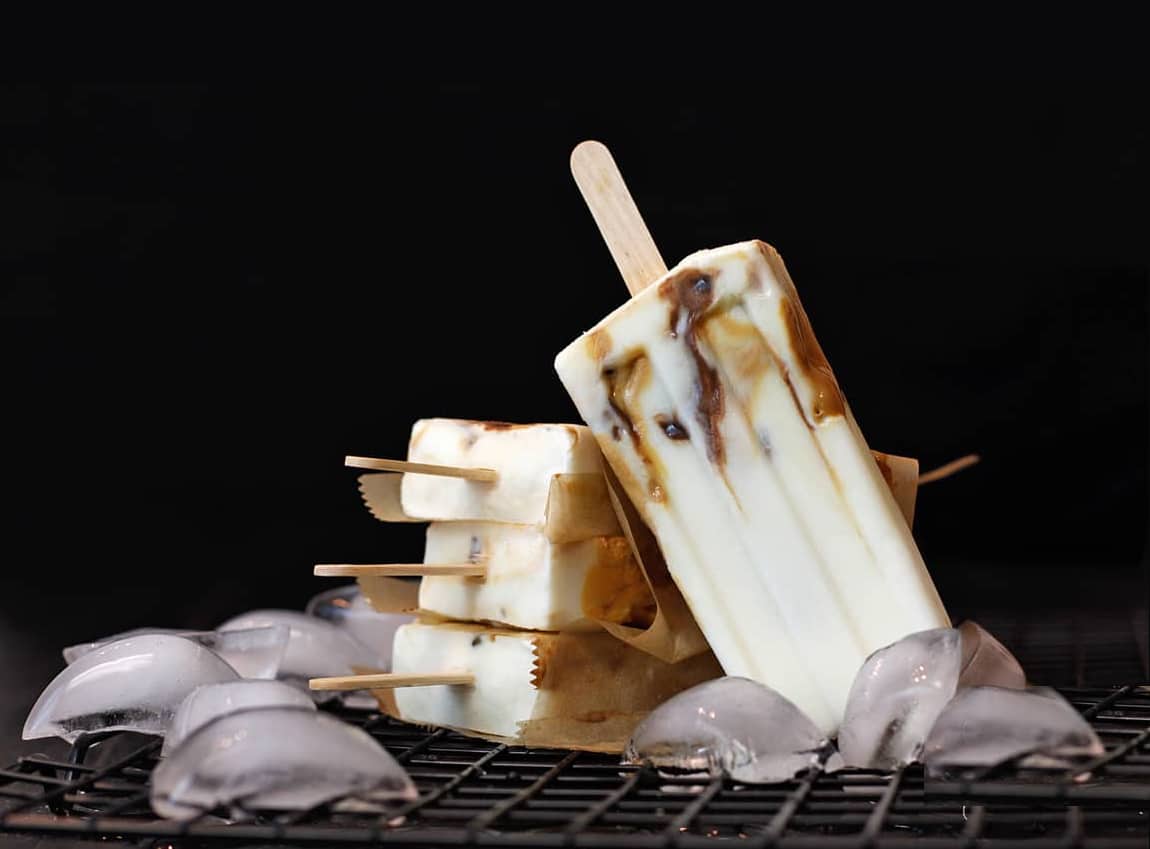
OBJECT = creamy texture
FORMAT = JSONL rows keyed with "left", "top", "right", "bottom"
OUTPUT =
{"left": 420, "top": 522, "right": 655, "bottom": 631}
{"left": 392, "top": 622, "right": 540, "bottom": 739}
{"left": 388, "top": 621, "right": 722, "bottom": 750}
{"left": 401, "top": 419, "right": 607, "bottom": 525}
{"left": 555, "top": 240, "right": 949, "bottom": 734}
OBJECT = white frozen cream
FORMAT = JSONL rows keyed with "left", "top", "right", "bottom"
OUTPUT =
{"left": 400, "top": 420, "right": 618, "bottom": 536}
{"left": 419, "top": 522, "right": 654, "bottom": 631}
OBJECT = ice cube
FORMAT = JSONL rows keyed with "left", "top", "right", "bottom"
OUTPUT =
{"left": 838, "top": 627, "right": 961, "bottom": 769}
{"left": 922, "top": 686, "right": 1104, "bottom": 775}
{"left": 24, "top": 635, "right": 240, "bottom": 742}
{"left": 63, "top": 626, "right": 290, "bottom": 679}
{"left": 218, "top": 610, "right": 382, "bottom": 694}
{"left": 150, "top": 707, "right": 417, "bottom": 820}
{"left": 958, "top": 621, "right": 1026, "bottom": 689}
{"left": 162, "top": 680, "right": 317, "bottom": 755}
{"left": 305, "top": 585, "right": 413, "bottom": 672}
{"left": 623, "top": 677, "right": 840, "bottom": 783}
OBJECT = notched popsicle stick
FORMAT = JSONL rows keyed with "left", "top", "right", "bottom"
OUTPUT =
{"left": 345, "top": 455, "right": 498, "bottom": 483}
{"left": 357, "top": 473, "right": 421, "bottom": 522}
{"left": 570, "top": 140, "right": 668, "bottom": 296}
{"left": 309, "top": 671, "right": 475, "bottom": 691}
{"left": 314, "top": 564, "right": 487, "bottom": 578}
{"left": 918, "top": 453, "right": 981, "bottom": 485}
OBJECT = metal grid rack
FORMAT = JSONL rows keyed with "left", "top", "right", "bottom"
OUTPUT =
{"left": 0, "top": 685, "right": 1146, "bottom": 848}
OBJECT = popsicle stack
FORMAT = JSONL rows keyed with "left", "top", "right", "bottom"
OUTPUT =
{"left": 309, "top": 140, "right": 953, "bottom": 748}
{"left": 312, "top": 418, "right": 725, "bottom": 750}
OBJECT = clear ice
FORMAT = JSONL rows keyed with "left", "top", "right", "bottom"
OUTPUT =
{"left": 305, "top": 584, "right": 413, "bottom": 672}
{"left": 218, "top": 610, "right": 382, "bottom": 696}
{"left": 922, "top": 686, "right": 1104, "bottom": 775}
{"left": 150, "top": 707, "right": 417, "bottom": 820}
{"left": 838, "top": 622, "right": 1027, "bottom": 770}
{"left": 24, "top": 634, "right": 240, "bottom": 742}
{"left": 63, "top": 625, "right": 290, "bottom": 679}
{"left": 162, "top": 679, "right": 317, "bottom": 755}
{"left": 838, "top": 627, "right": 961, "bottom": 769}
{"left": 623, "top": 677, "right": 841, "bottom": 783}
{"left": 958, "top": 621, "right": 1026, "bottom": 689}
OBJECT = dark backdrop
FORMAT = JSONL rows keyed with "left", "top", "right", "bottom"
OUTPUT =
{"left": 1, "top": 81, "right": 1146, "bottom": 641}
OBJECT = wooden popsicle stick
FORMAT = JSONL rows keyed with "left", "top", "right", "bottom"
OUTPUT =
{"left": 309, "top": 671, "right": 475, "bottom": 691}
{"left": 314, "top": 563, "right": 487, "bottom": 577}
{"left": 570, "top": 140, "right": 668, "bottom": 295}
{"left": 345, "top": 455, "right": 498, "bottom": 483}
{"left": 918, "top": 453, "right": 981, "bottom": 485}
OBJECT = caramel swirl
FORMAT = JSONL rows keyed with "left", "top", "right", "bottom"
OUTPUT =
{"left": 779, "top": 297, "right": 845, "bottom": 423}
{"left": 658, "top": 267, "right": 726, "bottom": 464}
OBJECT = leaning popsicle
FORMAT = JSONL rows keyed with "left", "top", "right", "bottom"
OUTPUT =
{"left": 556, "top": 145, "right": 948, "bottom": 734}
{"left": 556, "top": 240, "right": 949, "bottom": 733}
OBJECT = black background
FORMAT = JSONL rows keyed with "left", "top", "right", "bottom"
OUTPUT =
{"left": 1, "top": 81, "right": 1146, "bottom": 643}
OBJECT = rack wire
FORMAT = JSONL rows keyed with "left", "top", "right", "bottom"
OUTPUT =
{"left": 0, "top": 685, "right": 1145, "bottom": 848}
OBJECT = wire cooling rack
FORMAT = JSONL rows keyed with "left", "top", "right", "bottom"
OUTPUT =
{"left": 0, "top": 685, "right": 1146, "bottom": 848}
{"left": 2, "top": 604, "right": 1147, "bottom": 848}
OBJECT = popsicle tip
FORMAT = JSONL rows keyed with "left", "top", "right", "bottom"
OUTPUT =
{"left": 570, "top": 139, "right": 611, "bottom": 169}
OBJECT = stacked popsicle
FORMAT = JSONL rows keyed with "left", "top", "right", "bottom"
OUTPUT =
{"left": 312, "top": 418, "right": 725, "bottom": 750}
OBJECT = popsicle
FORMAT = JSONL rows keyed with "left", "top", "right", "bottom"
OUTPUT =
{"left": 351, "top": 419, "right": 622, "bottom": 543}
{"left": 418, "top": 522, "right": 654, "bottom": 631}
{"left": 336, "top": 620, "right": 724, "bottom": 751}
{"left": 555, "top": 145, "right": 948, "bottom": 733}
{"left": 556, "top": 241, "right": 949, "bottom": 732}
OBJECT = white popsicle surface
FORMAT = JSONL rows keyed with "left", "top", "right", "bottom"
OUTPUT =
{"left": 555, "top": 240, "right": 949, "bottom": 733}
{"left": 420, "top": 522, "right": 655, "bottom": 631}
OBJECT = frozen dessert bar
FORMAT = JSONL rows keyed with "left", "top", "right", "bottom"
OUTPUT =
{"left": 419, "top": 522, "right": 655, "bottom": 631}
{"left": 555, "top": 240, "right": 949, "bottom": 733}
{"left": 400, "top": 419, "right": 618, "bottom": 534}
{"left": 380, "top": 621, "right": 723, "bottom": 751}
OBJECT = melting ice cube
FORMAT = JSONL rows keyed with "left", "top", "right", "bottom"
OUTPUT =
{"left": 218, "top": 610, "right": 382, "bottom": 698}
{"left": 958, "top": 621, "right": 1026, "bottom": 689}
{"left": 306, "top": 585, "right": 413, "bottom": 673}
{"left": 24, "top": 634, "right": 240, "bottom": 742}
{"left": 162, "top": 679, "right": 317, "bottom": 755}
{"left": 150, "top": 707, "right": 417, "bottom": 820}
{"left": 838, "top": 622, "right": 1026, "bottom": 770}
{"left": 63, "top": 626, "right": 290, "bottom": 679}
{"left": 922, "top": 686, "right": 1104, "bottom": 775}
{"left": 838, "top": 627, "right": 961, "bottom": 770}
{"left": 623, "top": 677, "right": 840, "bottom": 783}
